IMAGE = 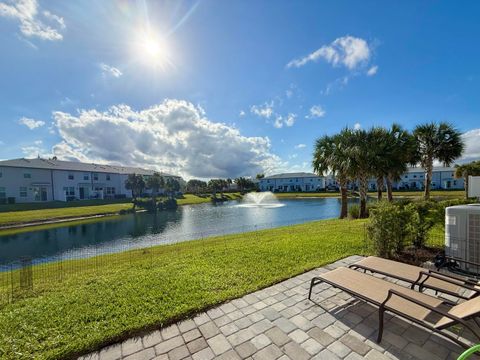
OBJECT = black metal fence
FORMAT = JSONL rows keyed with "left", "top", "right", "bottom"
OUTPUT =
{"left": 0, "top": 219, "right": 374, "bottom": 306}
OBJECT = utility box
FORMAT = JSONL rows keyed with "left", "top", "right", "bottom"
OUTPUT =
{"left": 445, "top": 204, "right": 480, "bottom": 272}
{"left": 468, "top": 176, "right": 480, "bottom": 199}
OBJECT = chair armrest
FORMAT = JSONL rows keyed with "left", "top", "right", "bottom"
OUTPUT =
{"left": 420, "top": 270, "right": 479, "bottom": 291}
{"left": 383, "top": 289, "right": 465, "bottom": 323}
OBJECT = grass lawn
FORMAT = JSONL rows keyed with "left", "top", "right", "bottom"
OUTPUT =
{"left": 274, "top": 190, "right": 465, "bottom": 199}
{"left": 0, "top": 218, "right": 368, "bottom": 360}
{"left": 0, "top": 194, "right": 242, "bottom": 227}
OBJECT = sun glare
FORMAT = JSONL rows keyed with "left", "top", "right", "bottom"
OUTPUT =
{"left": 134, "top": 30, "right": 171, "bottom": 68}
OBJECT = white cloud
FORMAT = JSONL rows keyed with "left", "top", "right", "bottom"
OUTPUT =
{"left": 18, "top": 116, "right": 45, "bottom": 129}
{"left": 367, "top": 65, "right": 378, "bottom": 76}
{"left": 307, "top": 105, "right": 326, "bottom": 119}
{"left": 273, "top": 113, "right": 296, "bottom": 129}
{"left": 239, "top": 110, "right": 246, "bottom": 117}
{"left": 100, "top": 63, "right": 123, "bottom": 78}
{"left": 250, "top": 101, "right": 274, "bottom": 119}
{"left": 354, "top": 122, "right": 361, "bottom": 130}
{"left": 287, "top": 36, "right": 371, "bottom": 69}
{"left": 51, "top": 99, "right": 282, "bottom": 178}
{"left": 460, "top": 129, "right": 480, "bottom": 162}
{"left": 0, "top": 0, "right": 65, "bottom": 41}
{"left": 295, "top": 144, "right": 306, "bottom": 149}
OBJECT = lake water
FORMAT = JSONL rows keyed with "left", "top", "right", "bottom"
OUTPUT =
{"left": 0, "top": 197, "right": 350, "bottom": 266}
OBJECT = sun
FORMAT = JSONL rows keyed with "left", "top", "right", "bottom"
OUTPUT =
{"left": 134, "top": 30, "right": 171, "bottom": 68}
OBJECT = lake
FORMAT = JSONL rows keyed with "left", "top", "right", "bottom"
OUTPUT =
{"left": 0, "top": 197, "right": 350, "bottom": 266}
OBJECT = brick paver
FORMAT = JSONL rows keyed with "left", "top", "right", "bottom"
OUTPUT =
{"left": 79, "top": 256, "right": 472, "bottom": 360}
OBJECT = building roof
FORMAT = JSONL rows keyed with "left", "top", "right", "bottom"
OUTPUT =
{"left": 0, "top": 158, "right": 180, "bottom": 178}
{"left": 263, "top": 172, "right": 320, "bottom": 180}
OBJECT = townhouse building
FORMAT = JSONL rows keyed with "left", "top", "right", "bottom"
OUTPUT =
{"left": 0, "top": 158, "right": 182, "bottom": 203}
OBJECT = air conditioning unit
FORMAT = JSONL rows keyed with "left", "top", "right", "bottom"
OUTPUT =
{"left": 445, "top": 204, "right": 480, "bottom": 272}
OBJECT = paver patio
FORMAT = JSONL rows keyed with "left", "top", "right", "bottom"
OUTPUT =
{"left": 78, "top": 256, "right": 477, "bottom": 360}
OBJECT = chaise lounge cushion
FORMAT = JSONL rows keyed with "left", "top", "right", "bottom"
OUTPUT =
{"left": 318, "top": 267, "right": 444, "bottom": 321}
{"left": 353, "top": 256, "right": 461, "bottom": 295}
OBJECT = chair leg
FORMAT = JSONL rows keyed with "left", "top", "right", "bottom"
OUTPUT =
{"left": 377, "top": 307, "right": 385, "bottom": 343}
{"left": 308, "top": 278, "right": 316, "bottom": 300}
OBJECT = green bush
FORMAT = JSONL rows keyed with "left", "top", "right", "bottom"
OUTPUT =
{"left": 367, "top": 201, "right": 418, "bottom": 258}
{"left": 348, "top": 204, "right": 360, "bottom": 219}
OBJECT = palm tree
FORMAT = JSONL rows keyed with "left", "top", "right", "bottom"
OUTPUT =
{"left": 349, "top": 129, "right": 375, "bottom": 218}
{"left": 164, "top": 178, "right": 180, "bottom": 199}
{"left": 385, "top": 124, "right": 417, "bottom": 201}
{"left": 455, "top": 161, "right": 480, "bottom": 199}
{"left": 125, "top": 174, "right": 146, "bottom": 210}
{"left": 368, "top": 127, "right": 391, "bottom": 201}
{"left": 146, "top": 172, "right": 165, "bottom": 210}
{"left": 313, "top": 129, "right": 353, "bottom": 219}
{"left": 413, "top": 122, "right": 464, "bottom": 200}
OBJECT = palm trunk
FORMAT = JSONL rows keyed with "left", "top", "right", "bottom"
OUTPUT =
{"left": 339, "top": 178, "right": 348, "bottom": 219}
{"left": 376, "top": 176, "right": 383, "bottom": 200}
{"left": 424, "top": 162, "right": 433, "bottom": 200}
{"left": 359, "top": 175, "right": 368, "bottom": 218}
{"left": 386, "top": 175, "right": 393, "bottom": 202}
{"left": 464, "top": 175, "right": 469, "bottom": 199}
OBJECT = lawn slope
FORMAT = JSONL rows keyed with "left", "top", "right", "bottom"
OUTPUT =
{"left": 0, "top": 219, "right": 367, "bottom": 360}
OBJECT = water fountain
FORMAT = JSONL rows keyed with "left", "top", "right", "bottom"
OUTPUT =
{"left": 238, "top": 191, "right": 285, "bottom": 208}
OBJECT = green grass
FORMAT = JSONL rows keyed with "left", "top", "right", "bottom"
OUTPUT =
{"left": 0, "top": 194, "right": 243, "bottom": 227}
{"left": 274, "top": 190, "right": 465, "bottom": 199}
{"left": 0, "top": 218, "right": 368, "bottom": 360}
{"left": 0, "top": 198, "right": 131, "bottom": 212}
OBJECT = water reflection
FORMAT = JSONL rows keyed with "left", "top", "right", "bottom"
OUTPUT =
{"left": 0, "top": 198, "right": 354, "bottom": 266}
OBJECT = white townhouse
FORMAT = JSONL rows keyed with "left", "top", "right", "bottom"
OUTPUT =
{"left": 0, "top": 158, "right": 183, "bottom": 203}
{"left": 367, "top": 166, "right": 464, "bottom": 191}
{"left": 259, "top": 172, "right": 325, "bottom": 192}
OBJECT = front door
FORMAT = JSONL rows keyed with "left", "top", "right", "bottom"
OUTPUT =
{"left": 40, "top": 187, "right": 47, "bottom": 201}
{"left": 79, "top": 187, "right": 85, "bottom": 199}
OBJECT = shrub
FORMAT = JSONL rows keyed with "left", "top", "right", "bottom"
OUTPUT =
{"left": 367, "top": 201, "right": 418, "bottom": 258}
{"left": 348, "top": 204, "right": 360, "bottom": 219}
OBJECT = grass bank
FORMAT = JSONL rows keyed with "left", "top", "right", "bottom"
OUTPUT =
{"left": 274, "top": 190, "right": 465, "bottom": 199}
{"left": 0, "top": 219, "right": 368, "bottom": 360}
{"left": 0, "top": 194, "right": 242, "bottom": 227}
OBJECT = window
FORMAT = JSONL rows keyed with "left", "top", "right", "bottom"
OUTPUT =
{"left": 19, "top": 187, "right": 27, "bottom": 197}
{"left": 106, "top": 174, "right": 111, "bottom": 181}
{"left": 106, "top": 187, "right": 116, "bottom": 195}
{"left": 0, "top": 171, "right": 2, "bottom": 178}
{"left": 93, "top": 173, "right": 99, "bottom": 181}
{"left": 0, "top": 187, "right": 5, "bottom": 199}
{"left": 63, "top": 187, "right": 75, "bottom": 196}
{"left": 83, "top": 173, "right": 89, "bottom": 181}
{"left": 453, "top": 180, "right": 457, "bottom": 186}
{"left": 68, "top": 173, "right": 74, "bottom": 180}
{"left": 405, "top": 175, "right": 408, "bottom": 178}
{"left": 24, "top": 173, "right": 31, "bottom": 179}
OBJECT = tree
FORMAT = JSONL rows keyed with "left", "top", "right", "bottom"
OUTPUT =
{"left": 186, "top": 179, "right": 207, "bottom": 194}
{"left": 385, "top": 124, "right": 417, "bottom": 201}
{"left": 235, "top": 177, "right": 249, "bottom": 193}
{"left": 125, "top": 174, "right": 146, "bottom": 210}
{"left": 313, "top": 129, "right": 353, "bottom": 219}
{"left": 164, "top": 178, "right": 180, "bottom": 199}
{"left": 455, "top": 161, "right": 480, "bottom": 199}
{"left": 256, "top": 173, "right": 265, "bottom": 179}
{"left": 349, "top": 129, "right": 375, "bottom": 218}
{"left": 146, "top": 172, "right": 165, "bottom": 210}
{"left": 413, "top": 122, "right": 464, "bottom": 200}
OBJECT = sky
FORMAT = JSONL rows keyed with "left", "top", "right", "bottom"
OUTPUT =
{"left": 1, "top": 0, "right": 480, "bottom": 179}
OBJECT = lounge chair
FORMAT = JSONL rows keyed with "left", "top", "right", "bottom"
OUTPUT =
{"left": 348, "top": 256, "right": 480, "bottom": 300}
{"left": 308, "top": 267, "right": 480, "bottom": 349}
